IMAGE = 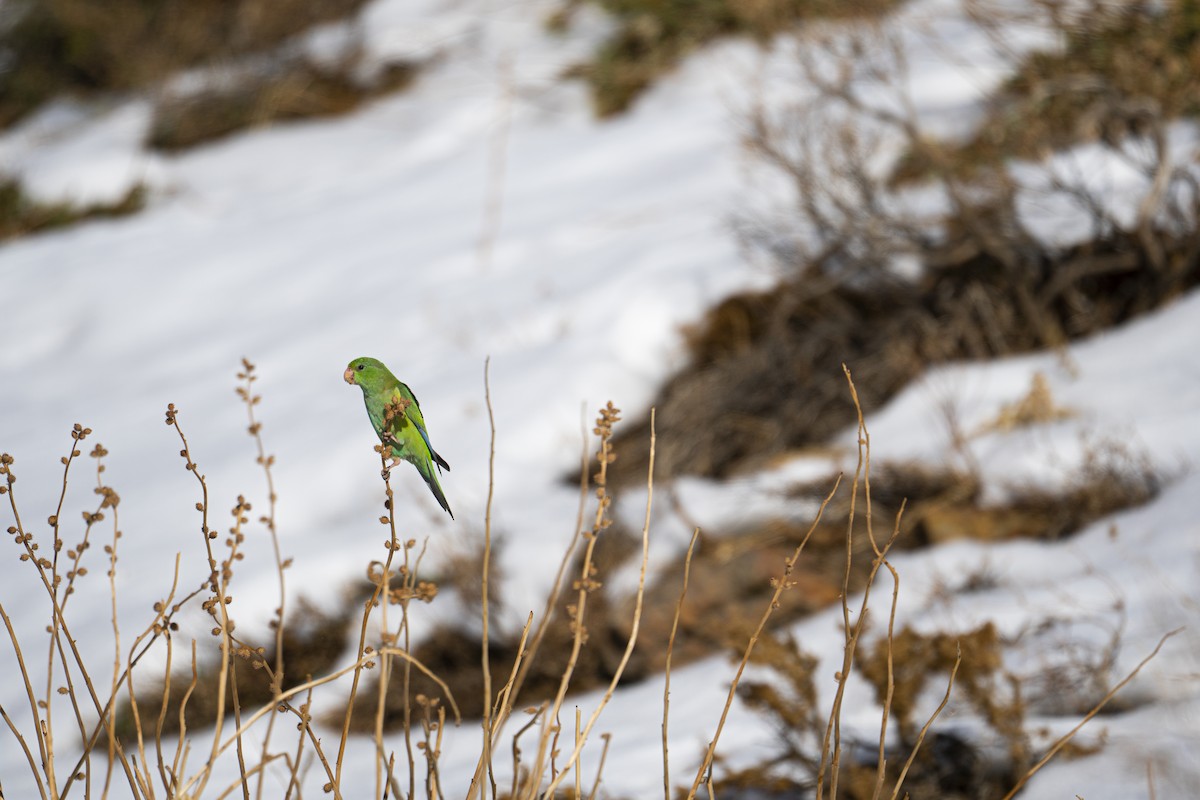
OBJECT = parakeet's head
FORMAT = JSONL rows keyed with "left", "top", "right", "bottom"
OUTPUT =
{"left": 344, "top": 357, "right": 390, "bottom": 389}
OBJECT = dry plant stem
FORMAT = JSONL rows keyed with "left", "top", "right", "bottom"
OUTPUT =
{"left": 889, "top": 648, "right": 960, "bottom": 800}
{"left": 587, "top": 733, "right": 612, "bottom": 800}
{"left": 238, "top": 360, "right": 287, "bottom": 800}
{"left": 230, "top": 661, "right": 251, "bottom": 800}
{"left": 372, "top": 501, "right": 397, "bottom": 800}
{"left": 0, "top": 599, "right": 51, "bottom": 792}
{"left": 215, "top": 753, "right": 288, "bottom": 800}
{"left": 154, "top": 633, "right": 177, "bottom": 794}
{"left": 373, "top": 742, "right": 406, "bottom": 800}
{"left": 0, "top": 699, "right": 48, "bottom": 799}
{"left": 509, "top": 706, "right": 546, "bottom": 799}
{"left": 378, "top": 647, "right": 463, "bottom": 721}
{"left": 168, "top": 408, "right": 236, "bottom": 800}
{"left": 335, "top": 447, "right": 401, "bottom": 800}
{"left": 5, "top": 449, "right": 143, "bottom": 799}
{"left": 401, "top": 541, "right": 418, "bottom": 800}
{"left": 42, "top": 435, "right": 84, "bottom": 800}
{"left": 61, "top": 557, "right": 195, "bottom": 800}
{"left": 541, "top": 408, "right": 655, "bottom": 799}
{"left": 870, "top": 553, "right": 902, "bottom": 800}
{"left": 488, "top": 612, "right": 534, "bottom": 724}
{"left": 684, "top": 474, "right": 843, "bottom": 800}
{"left": 662, "top": 528, "right": 700, "bottom": 800}
{"left": 817, "top": 367, "right": 903, "bottom": 800}
{"left": 283, "top": 686, "right": 315, "bottom": 800}
{"left": 467, "top": 613, "right": 535, "bottom": 800}
{"left": 173, "top": 644, "right": 200, "bottom": 792}
{"left": 0, "top": 604, "right": 50, "bottom": 799}
{"left": 574, "top": 708, "right": 583, "bottom": 799}
{"left": 104, "top": 458, "right": 124, "bottom": 798}
{"left": 856, "top": 370, "right": 901, "bottom": 800}
{"left": 1000, "top": 627, "right": 1182, "bottom": 800}
{"left": 482, "top": 357, "right": 497, "bottom": 797}
{"left": 200, "top": 648, "right": 406, "bottom": 779}
{"left": 520, "top": 407, "right": 616, "bottom": 796}
{"left": 51, "top": 452, "right": 113, "bottom": 799}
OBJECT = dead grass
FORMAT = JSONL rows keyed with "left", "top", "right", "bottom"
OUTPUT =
{"left": 608, "top": 228, "right": 1200, "bottom": 486}
{"left": 0, "top": 177, "right": 146, "bottom": 241}
{"left": 0, "top": 360, "right": 1180, "bottom": 798}
{"left": 560, "top": 0, "right": 902, "bottom": 117}
{"left": 115, "top": 597, "right": 351, "bottom": 742}
{"left": 345, "top": 523, "right": 649, "bottom": 726}
{"left": 148, "top": 56, "right": 419, "bottom": 152}
{"left": 0, "top": 0, "right": 372, "bottom": 129}
{"left": 401, "top": 433, "right": 1165, "bottom": 732}
{"left": 892, "top": 0, "right": 1200, "bottom": 184}
{"left": 608, "top": 0, "right": 1200, "bottom": 491}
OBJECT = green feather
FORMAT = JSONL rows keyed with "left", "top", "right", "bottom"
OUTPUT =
{"left": 345, "top": 357, "right": 453, "bottom": 519}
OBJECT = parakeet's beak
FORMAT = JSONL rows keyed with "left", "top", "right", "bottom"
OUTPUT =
{"left": 343, "top": 368, "right": 356, "bottom": 385}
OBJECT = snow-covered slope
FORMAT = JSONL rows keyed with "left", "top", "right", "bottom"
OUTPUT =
{"left": 1, "top": 0, "right": 1197, "bottom": 796}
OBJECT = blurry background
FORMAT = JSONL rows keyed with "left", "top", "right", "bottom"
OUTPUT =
{"left": 1, "top": 0, "right": 1199, "bottom": 796}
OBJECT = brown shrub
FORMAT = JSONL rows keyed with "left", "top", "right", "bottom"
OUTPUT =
{"left": 0, "top": 0, "right": 373, "bottom": 128}
{"left": 116, "top": 597, "right": 351, "bottom": 741}
{"left": 893, "top": 0, "right": 1200, "bottom": 183}
{"left": 0, "top": 178, "right": 146, "bottom": 241}
{"left": 147, "top": 56, "right": 419, "bottom": 151}
{"left": 607, "top": 229, "right": 1200, "bottom": 487}
{"left": 563, "top": 0, "right": 903, "bottom": 117}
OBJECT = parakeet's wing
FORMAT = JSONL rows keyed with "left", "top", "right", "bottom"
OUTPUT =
{"left": 389, "top": 383, "right": 450, "bottom": 472}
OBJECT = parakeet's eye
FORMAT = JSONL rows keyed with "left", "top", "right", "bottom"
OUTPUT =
{"left": 357, "top": 364, "right": 364, "bottom": 371}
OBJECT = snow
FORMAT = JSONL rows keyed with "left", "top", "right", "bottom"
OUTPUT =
{"left": 1, "top": 0, "right": 1198, "bottom": 796}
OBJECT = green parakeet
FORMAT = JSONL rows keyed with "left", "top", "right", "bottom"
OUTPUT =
{"left": 344, "top": 357, "right": 453, "bottom": 519}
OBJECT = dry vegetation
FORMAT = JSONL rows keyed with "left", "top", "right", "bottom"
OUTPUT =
{"left": 0, "top": 360, "right": 1175, "bottom": 799}
{"left": 0, "top": 0, "right": 371, "bottom": 127}
{"left": 893, "top": 0, "right": 1200, "bottom": 183}
{"left": 555, "top": 0, "right": 903, "bottom": 116}
{"left": 0, "top": 0, "right": 422, "bottom": 155}
{"left": 0, "top": 178, "right": 146, "bottom": 241}
{"left": 147, "top": 56, "right": 420, "bottom": 152}
{"left": 1, "top": 1, "right": 1194, "bottom": 796}
{"left": 608, "top": 0, "right": 1200, "bottom": 486}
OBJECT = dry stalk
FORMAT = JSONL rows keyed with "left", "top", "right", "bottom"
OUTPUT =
{"left": 335, "top": 438, "right": 405, "bottom": 799}
{"left": 482, "top": 357, "right": 497, "bottom": 796}
{"left": 999, "top": 627, "right": 1182, "bottom": 800}
{"left": 574, "top": 708, "right": 584, "bottom": 799}
{"left": 541, "top": 408, "right": 656, "bottom": 799}
{"left": 236, "top": 358, "right": 290, "bottom": 800}
{"left": 587, "top": 732, "right": 612, "bottom": 800}
{"left": 889, "top": 647, "right": 960, "bottom": 800}
{"left": 522, "top": 402, "right": 623, "bottom": 794}
{"left": 509, "top": 705, "right": 546, "bottom": 798}
{"left": 662, "top": 528, "right": 700, "bottom": 800}
{"left": 4, "top": 435, "right": 144, "bottom": 798}
{"left": 685, "top": 473, "right": 844, "bottom": 800}
{"left": 166, "top": 404, "right": 239, "bottom": 800}
{"left": 816, "top": 366, "right": 904, "bottom": 800}
{"left": 0, "top": 604, "right": 50, "bottom": 799}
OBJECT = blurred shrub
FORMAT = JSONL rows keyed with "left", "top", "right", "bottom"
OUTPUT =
{"left": 0, "top": 177, "right": 145, "bottom": 240}
{"left": 0, "top": 0, "right": 371, "bottom": 128}
{"left": 559, "top": 0, "right": 902, "bottom": 116}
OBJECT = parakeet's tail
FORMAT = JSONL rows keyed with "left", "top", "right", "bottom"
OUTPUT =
{"left": 433, "top": 449, "right": 450, "bottom": 473}
{"left": 417, "top": 459, "right": 454, "bottom": 519}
